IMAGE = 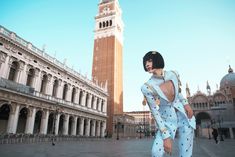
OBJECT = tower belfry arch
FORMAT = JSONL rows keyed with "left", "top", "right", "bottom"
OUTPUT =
{"left": 92, "top": 0, "right": 124, "bottom": 136}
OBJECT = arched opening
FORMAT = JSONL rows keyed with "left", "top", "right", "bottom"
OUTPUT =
{"left": 96, "top": 99, "right": 99, "bottom": 110}
{"left": 103, "top": 22, "right": 105, "bottom": 27}
{"left": 91, "top": 96, "right": 94, "bottom": 109}
{"left": 85, "top": 94, "right": 89, "bottom": 107}
{"left": 62, "top": 84, "right": 68, "bottom": 100}
{"left": 8, "top": 61, "right": 19, "bottom": 81}
{"left": 26, "top": 68, "right": 35, "bottom": 87}
{"left": 109, "top": 20, "right": 112, "bottom": 26}
{"left": 196, "top": 112, "right": 211, "bottom": 125}
{"left": 68, "top": 116, "right": 74, "bottom": 135}
{"left": 101, "top": 100, "right": 104, "bottom": 112}
{"left": 79, "top": 91, "right": 83, "bottom": 105}
{"left": 52, "top": 79, "right": 59, "bottom": 97}
{"left": 0, "top": 104, "right": 11, "bottom": 134}
{"left": 76, "top": 118, "right": 80, "bottom": 135}
{"left": 99, "top": 22, "right": 102, "bottom": 28}
{"left": 106, "top": 21, "right": 109, "bottom": 27}
{"left": 33, "top": 110, "right": 42, "bottom": 134}
{"left": 83, "top": 119, "right": 87, "bottom": 136}
{"left": 89, "top": 120, "right": 93, "bottom": 136}
{"left": 47, "top": 113, "right": 55, "bottom": 134}
{"left": 17, "top": 107, "right": 29, "bottom": 133}
{"left": 58, "top": 114, "right": 65, "bottom": 135}
{"left": 40, "top": 74, "right": 48, "bottom": 94}
{"left": 71, "top": 87, "right": 76, "bottom": 103}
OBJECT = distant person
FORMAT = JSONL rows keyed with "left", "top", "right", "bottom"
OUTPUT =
{"left": 212, "top": 128, "right": 219, "bottom": 144}
{"left": 141, "top": 51, "right": 196, "bottom": 157}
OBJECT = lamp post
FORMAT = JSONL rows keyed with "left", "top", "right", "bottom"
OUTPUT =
{"left": 52, "top": 104, "right": 61, "bottom": 146}
{"left": 139, "top": 123, "right": 142, "bottom": 139}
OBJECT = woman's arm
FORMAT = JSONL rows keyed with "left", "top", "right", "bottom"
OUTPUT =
{"left": 141, "top": 84, "right": 170, "bottom": 139}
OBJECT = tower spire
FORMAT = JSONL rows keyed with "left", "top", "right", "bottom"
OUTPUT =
{"left": 228, "top": 65, "right": 233, "bottom": 73}
{"left": 206, "top": 81, "right": 211, "bottom": 95}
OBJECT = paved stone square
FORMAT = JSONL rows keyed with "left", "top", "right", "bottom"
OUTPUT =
{"left": 0, "top": 138, "right": 235, "bottom": 157}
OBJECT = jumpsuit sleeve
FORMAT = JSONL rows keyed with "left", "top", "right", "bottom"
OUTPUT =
{"left": 178, "top": 93, "right": 189, "bottom": 106}
{"left": 141, "top": 84, "right": 171, "bottom": 140}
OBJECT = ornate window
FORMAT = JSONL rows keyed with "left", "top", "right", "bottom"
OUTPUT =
{"left": 8, "top": 61, "right": 19, "bottom": 81}
{"left": 26, "top": 68, "right": 35, "bottom": 87}
{"left": 40, "top": 74, "right": 48, "bottom": 94}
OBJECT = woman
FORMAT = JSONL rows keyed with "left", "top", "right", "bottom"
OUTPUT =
{"left": 141, "top": 51, "right": 196, "bottom": 157}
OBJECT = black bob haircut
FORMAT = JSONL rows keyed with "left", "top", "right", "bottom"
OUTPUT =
{"left": 143, "top": 51, "right": 165, "bottom": 71}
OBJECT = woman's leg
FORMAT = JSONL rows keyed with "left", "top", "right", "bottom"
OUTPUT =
{"left": 178, "top": 124, "right": 194, "bottom": 157}
{"left": 152, "top": 131, "right": 164, "bottom": 157}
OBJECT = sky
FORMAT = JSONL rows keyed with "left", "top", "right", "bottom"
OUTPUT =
{"left": 1, "top": 0, "right": 235, "bottom": 112}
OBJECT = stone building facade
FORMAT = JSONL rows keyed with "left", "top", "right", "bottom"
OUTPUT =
{"left": 0, "top": 25, "right": 108, "bottom": 138}
{"left": 187, "top": 66, "right": 235, "bottom": 139}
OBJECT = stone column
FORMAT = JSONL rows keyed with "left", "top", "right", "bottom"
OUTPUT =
{"left": 103, "top": 100, "right": 107, "bottom": 113}
{"left": 54, "top": 113, "right": 60, "bottom": 135}
{"left": 65, "top": 84, "right": 72, "bottom": 102}
{"left": 96, "top": 121, "right": 101, "bottom": 137}
{"left": 79, "top": 117, "right": 84, "bottom": 136}
{"left": 0, "top": 53, "right": 9, "bottom": 78}
{"left": 63, "top": 114, "right": 69, "bottom": 135}
{"left": 85, "top": 119, "right": 91, "bottom": 136}
{"left": 46, "top": 75, "right": 53, "bottom": 96}
{"left": 74, "top": 88, "right": 79, "bottom": 105}
{"left": 88, "top": 94, "right": 92, "bottom": 108}
{"left": 93, "top": 97, "right": 97, "bottom": 110}
{"left": 98, "top": 99, "right": 102, "bottom": 111}
{"left": 101, "top": 121, "right": 106, "bottom": 137}
{"left": 19, "top": 62, "right": 27, "bottom": 85}
{"left": 6, "top": 104, "right": 20, "bottom": 134}
{"left": 91, "top": 120, "right": 96, "bottom": 137}
{"left": 25, "top": 107, "right": 36, "bottom": 134}
{"left": 71, "top": 117, "right": 78, "bottom": 136}
{"left": 33, "top": 68, "right": 41, "bottom": 91}
{"left": 56, "top": 80, "right": 64, "bottom": 99}
{"left": 40, "top": 110, "right": 49, "bottom": 134}
{"left": 81, "top": 91, "right": 87, "bottom": 106}
{"left": 229, "top": 127, "right": 234, "bottom": 139}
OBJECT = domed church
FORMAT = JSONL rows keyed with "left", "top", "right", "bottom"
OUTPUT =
{"left": 187, "top": 66, "right": 235, "bottom": 139}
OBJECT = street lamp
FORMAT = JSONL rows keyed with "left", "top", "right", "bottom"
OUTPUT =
{"left": 51, "top": 104, "right": 61, "bottom": 146}
{"left": 139, "top": 123, "right": 142, "bottom": 139}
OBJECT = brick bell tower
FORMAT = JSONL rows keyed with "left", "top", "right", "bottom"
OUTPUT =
{"left": 92, "top": 0, "right": 124, "bottom": 136}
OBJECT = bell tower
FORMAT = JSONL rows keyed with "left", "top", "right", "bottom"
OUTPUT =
{"left": 92, "top": 0, "right": 124, "bottom": 136}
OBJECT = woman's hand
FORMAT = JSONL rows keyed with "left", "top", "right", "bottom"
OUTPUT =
{"left": 184, "top": 104, "right": 193, "bottom": 119}
{"left": 163, "top": 138, "right": 172, "bottom": 155}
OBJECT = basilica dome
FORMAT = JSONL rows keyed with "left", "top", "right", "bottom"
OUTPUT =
{"left": 220, "top": 65, "right": 235, "bottom": 89}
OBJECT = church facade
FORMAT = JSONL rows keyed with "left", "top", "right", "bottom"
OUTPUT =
{"left": 187, "top": 66, "right": 235, "bottom": 139}
{"left": 0, "top": 25, "right": 108, "bottom": 138}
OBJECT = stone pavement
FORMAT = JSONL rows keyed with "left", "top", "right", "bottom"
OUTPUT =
{"left": 0, "top": 138, "right": 234, "bottom": 157}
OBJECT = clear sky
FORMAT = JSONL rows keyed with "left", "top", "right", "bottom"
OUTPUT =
{"left": 1, "top": 0, "right": 235, "bottom": 112}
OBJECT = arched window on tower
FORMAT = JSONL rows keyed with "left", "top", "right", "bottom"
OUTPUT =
{"left": 26, "top": 68, "right": 35, "bottom": 87}
{"left": 109, "top": 20, "right": 112, "bottom": 26}
{"left": 106, "top": 21, "right": 109, "bottom": 27}
{"left": 99, "top": 22, "right": 102, "bottom": 28}
{"left": 52, "top": 79, "right": 59, "bottom": 97}
{"left": 62, "top": 83, "right": 68, "bottom": 100}
{"left": 103, "top": 22, "right": 105, "bottom": 28}
{"left": 40, "top": 74, "right": 48, "bottom": 94}
{"left": 8, "top": 61, "right": 19, "bottom": 82}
